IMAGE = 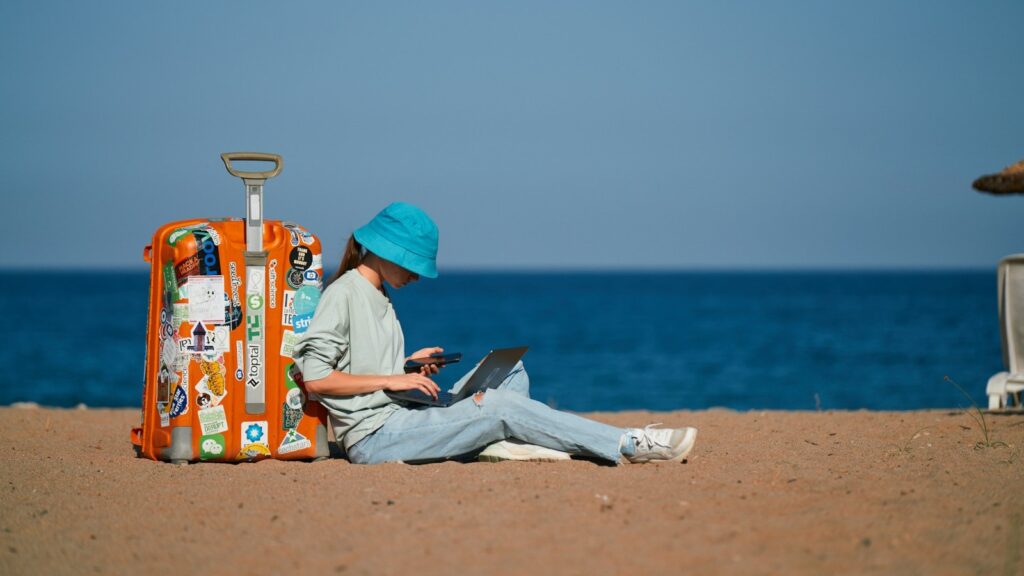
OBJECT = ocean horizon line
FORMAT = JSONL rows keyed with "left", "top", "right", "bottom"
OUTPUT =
{"left": 0, "top": 264, "right": 995, "bottom": 275}
{"left": 0, "top": 402, "right": 977, "bottom": 414}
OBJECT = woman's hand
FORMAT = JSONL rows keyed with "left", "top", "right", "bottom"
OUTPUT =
{"left": 384, "top": 373, "right": 441, "bottom": 399}
{"left": 406, "top": 346, "right": 445, "bottom": 376}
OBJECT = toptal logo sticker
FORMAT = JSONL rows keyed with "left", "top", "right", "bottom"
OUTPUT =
{"left": 247, "top": 344, "right": 262, "bottom": 389}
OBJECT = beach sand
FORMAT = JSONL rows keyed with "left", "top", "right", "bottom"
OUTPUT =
{"left": 1, "top": 406, "right": 1022, "bottom": 575}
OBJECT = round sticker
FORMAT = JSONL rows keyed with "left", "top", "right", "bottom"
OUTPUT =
{"left": 196, "top": 393, "right": 212, "bottom": 408}
{"left": 286, "top": 269, "right": 304, "bottom": 289}
{"left": 290, "top": 246, "right": 312, "bottom": 272}
{"left": 286, "top": 387, "right": 305, "bottom": 410}
{"left": 293, "top": 285, "right": 321, "bottom": 316}
{"left": 247, "top": 294, "right": 264, "bottom": 310}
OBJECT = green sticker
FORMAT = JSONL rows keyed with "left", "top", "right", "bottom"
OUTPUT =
{"left": 162, "top": 263, "right": 180, "bottom": 302}
{"left": 284, "top": 362, "right": 298, "bottom": 391}
{"left": 199, "top": 433, "right": 226, "bottom": 460}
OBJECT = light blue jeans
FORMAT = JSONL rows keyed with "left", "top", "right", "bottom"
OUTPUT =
{"left": 346, "top": 362, "right": 627, "bottom": 464}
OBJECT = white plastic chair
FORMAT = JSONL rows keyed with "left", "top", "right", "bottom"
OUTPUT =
{"left": 987, "top": 254, "right": 1024, "bottom": 409}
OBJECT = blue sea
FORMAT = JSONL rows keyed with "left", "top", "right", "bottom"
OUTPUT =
{"left": 0, "top": 270, "right": 1002, "bottom": 412}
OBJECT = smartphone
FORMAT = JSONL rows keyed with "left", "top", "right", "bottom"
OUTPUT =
{"left": 404, "top": 352, "right": 462, "bottom": 373}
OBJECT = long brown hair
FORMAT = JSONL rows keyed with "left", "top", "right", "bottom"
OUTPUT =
{"left": 330, "top": 234, "right": 364, "bottom": 284}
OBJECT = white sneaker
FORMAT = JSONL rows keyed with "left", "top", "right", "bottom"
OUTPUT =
{"left": 624, "top": 425, "right": 697, "bottom": 463}
{"left": 478, "top": 439, "right": 572, "bottom": 463}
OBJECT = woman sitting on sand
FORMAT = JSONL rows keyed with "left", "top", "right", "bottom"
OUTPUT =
{"left": 293, "top": 202, "right": 697, "bottom": 464}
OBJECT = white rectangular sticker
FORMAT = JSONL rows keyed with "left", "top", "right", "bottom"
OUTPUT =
{"left": 198, "top": 405, "right": 228, "bottom": 435}
{"left": 160, "top": 338, "right": 181, "bottom": 370}
{"left": 239, "top": 421, "right": 271, "bottom": 459}
{"left": 282, "top": 290, "right": 296, "bottom": 326}
{"left": 208, "top": 325, "right": 231, "bottom": 354}
{"left": 187, "top": 276, "right": 226, "bottom": 324}
{"left": 241, "top": 421, "right": 269, "bottom": 449}
{"left": 280, "top": 330, "right": 299, "bottom": 358}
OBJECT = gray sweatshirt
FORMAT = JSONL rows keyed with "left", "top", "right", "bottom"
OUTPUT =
{"left": 292, "top": 269, "right": 404, "bottom": 450}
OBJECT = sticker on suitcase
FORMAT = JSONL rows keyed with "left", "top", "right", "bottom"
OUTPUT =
{"left": 239, "top": 421, "right": 271, "bottom": 459}
{"left": 302, "top": 269, "right": 320, "bottom": 287}
{"left": 175, "top": 254, "right": 200, "bottom": 288}
{"left": 198, "top": 405, "right": 228, "bottom": 436}
{"left": 170, "top": 383, "right": 189, "bottom": 418}
{"left": 193, "top": 229, "right": 222, "bottom": 276}
{"left": 187, "top": 277, "right": 226, "bottom": 324}
{"left": 247, "top": 343, "right": 262, "bottom": 389}
{"left": 268, "top": 259, "right": 279, "bottom": 309}
{"left": 290, "top": 246, "right": 313, "bottom": 272}
{"left": 195, "top": 359, "right": 227, "bottom": 406}
{"left": 286, "top": 268, "right": 304, "bottom": 289}
{"left": 167, "top": 223, "right": 208, "bottom": 246}
{"left": 162, "top": 263, "right": 182, "bottom": 302}
{"left": 282, "top": 290, "right": 295, "bottom": 325}
{"left": 284, "top": 223, "right": 315, "bottom": 246}
{"left": 171, "top": 303, "right": 189, "bottom": 328}
{"left": 278, "top": 428, "right": 311, "bottom": 454}
{"left": 199, "top": 434, "right": 226, "bottom": 460}
{"left": 159, "top": 307, "right": 175, "bottom": 340}
{"left": 157, "top": 361, "right": 179, "bottom": 401}
{"left": 161, "top": 338, "right": 188, "bottom": 373}
{"left": 181, "top": 322, "right": 230, "bottom": 356}
{"left": 228, "top": 262, "right": 243, "bottom": 324}
{"left": 280, "top": 331, "right": 300, "bottom": 358}
{"left": 282, "top": 388, "right": 305, "bottom": 430}
{"left": 292, "top": 312, "right": 313, "bottom": 334}
{"left": 286, "top": 363, "right": 305, "bottom": 388}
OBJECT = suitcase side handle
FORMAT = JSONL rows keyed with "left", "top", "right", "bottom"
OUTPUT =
{"left": 220, "top": 152, "right": 283, "bottom": 180}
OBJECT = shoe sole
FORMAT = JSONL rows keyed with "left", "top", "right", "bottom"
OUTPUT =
{"left": 671, "top": 427, "right": 698, "bottom": 463}
{"left": 477, "top": 440, "right": 572, "bottom": 463}
{"left": 477, "top": 454, "right": 570, "bottom": 463}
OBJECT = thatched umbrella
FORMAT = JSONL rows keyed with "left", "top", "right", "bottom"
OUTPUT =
{"left": 974, "top": 159, "right": 1024, "bottom": 194}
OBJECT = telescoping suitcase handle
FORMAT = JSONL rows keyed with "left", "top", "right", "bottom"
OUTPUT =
{"left": 220, "top": 152, "right": 282, "bottom": 255}
{"left": 221, "top": 151, "right": 282, "bottom": 415}
{"left": 221, "top": 152, "right": 283, "bottom": 180}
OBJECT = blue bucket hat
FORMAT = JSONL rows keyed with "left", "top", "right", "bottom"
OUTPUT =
{"left": 353, "top": 202, "right": 439, "bottom": 279}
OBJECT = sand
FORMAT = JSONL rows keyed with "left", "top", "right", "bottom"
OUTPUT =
{"left": 1, "top": 406, "right": 1023, "bottom": 575}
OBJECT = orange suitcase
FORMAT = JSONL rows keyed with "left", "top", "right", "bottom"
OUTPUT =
{"left": 132, "top": 153, "right": 329, "bottom": 463}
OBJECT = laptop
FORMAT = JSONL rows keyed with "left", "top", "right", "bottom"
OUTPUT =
{"left": 385, "top": 346, "right": 528, "bottom": 407}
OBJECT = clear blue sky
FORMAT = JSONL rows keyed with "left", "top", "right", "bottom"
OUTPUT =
{"left": 2, "top": 1, "right": 1022, "bottom": 270}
